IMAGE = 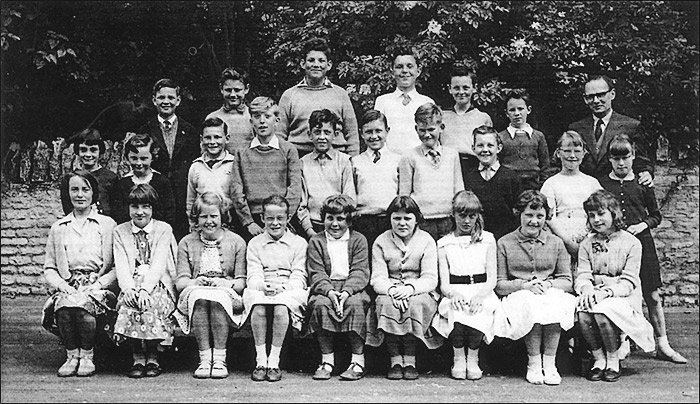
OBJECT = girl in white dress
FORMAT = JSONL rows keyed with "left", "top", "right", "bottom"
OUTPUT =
{"left": 541, "top": 131, "right": 602, "bottom": 260}
{"left": 496, "top": 190, "right": 576, "bottom": 385}
{"left": 432, "top": 190, "right": 503, "bottom": 380}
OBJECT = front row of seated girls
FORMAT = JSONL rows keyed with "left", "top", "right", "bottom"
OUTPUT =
{"left": 43, "top": 170, "right": 656, "bottom": 384}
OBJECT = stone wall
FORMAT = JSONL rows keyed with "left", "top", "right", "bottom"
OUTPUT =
{"left": 1, "top": 163, "right": 698, "bottom": 306}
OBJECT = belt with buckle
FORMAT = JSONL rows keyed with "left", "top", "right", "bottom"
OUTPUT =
{"left": 450, "top": 273, "right": 487, "bottom": 285}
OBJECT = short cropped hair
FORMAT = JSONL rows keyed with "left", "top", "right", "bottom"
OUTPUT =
{"left": 390, "top": 46, "right": 420, "bottom": 67}
{"left": 359, "top": 110, "right": 388, "bottom": 131}
{"left": 190, "top": 191, "right": 233, "bottom": 225}
{"left": 584, "top": 74, "right": 615, "bottom": 93}
{"left": 452, "top": 190, "right": 484, "bottom": 242}
{"left": 504, "top": 88, "right": 531, "bottom": 108}
{"left": 262, "top": 194, "right": 290, "bottom": 215}
{"left": 556, "top": 130, "right": 586, "bottom": 149}
{"left": 386, "top": 195, "right": 424, "bottom": 224}
{"left": 472, "top": 125, "right": 501, "bottom": 146}
{"left": 513, "top": 190, "right": 551, "bottom": 220}
{"left": 448, "top": 64, "right": 477, "bottom": 83}
{"left": 608, "top": 134, "right": 635, "bottom": 157}
{"left": 127, "top": 183, "right": 160, "bottom": 209}
{"left": 583, "top": 189, "right": 627, "bottom": 232}
{"left": 72, "top": 128, "right": 106, "bottom": 155}
{"left": 320, "top": 194, "right": 356, "bottom": 225}
{"left": 302, "top": 37, "right": 332, "bottom": 60}
{"left": 219, "top": 66, "right": 250, "bottom": 87}
{"left": 414, "top": 103, "right": 442, "bottom": 125}
{"left": 124, "top": 133, "right": 159, "bottom": 157}
{"left": 309, "top": 109, "right": 341, "bottom": 131}
{"left": 201, "top": 117, "right": 228, "bottom": 135}
{"left": 249, "top": 96, "right": 279, "bottom": 117}
{"left": 152, "top": 78, "right": 180, "bottom": 97}
{"left": 63, "top": 170, "right": 100, "bottom": 206}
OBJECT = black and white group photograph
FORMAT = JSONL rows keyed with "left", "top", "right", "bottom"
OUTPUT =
{"left": 1, "top": 1, "right": 698, "bottom": 402}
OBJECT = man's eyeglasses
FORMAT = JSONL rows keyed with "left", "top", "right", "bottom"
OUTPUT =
{"left": 583, "top": 89, "right": 612, "bottom": 102}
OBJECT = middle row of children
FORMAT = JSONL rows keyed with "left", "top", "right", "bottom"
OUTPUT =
{"left": 104, "top": 96, "right": 538, "bottom": 249}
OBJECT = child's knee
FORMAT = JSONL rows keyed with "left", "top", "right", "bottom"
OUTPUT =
{"left": 644, "top": 290, "right": 662, "bottom": 306}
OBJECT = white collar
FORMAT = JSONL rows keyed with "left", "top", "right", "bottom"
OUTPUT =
{"left": 131, "top": 219, "right": 154, "bottom": 234}
{"left": 325, "top": 229, "right": 350, "bottom": 242}
{"left": 608, "top": 170, "right": 635, "bottom": 182}
{"left": 506, "top": 124, "right": 533, "bottom": 138}
{"left": 392, "top": 87, "right": 419, "bottom": 101}
{"left": 478, "top": 160, "right": 501, "bottom": 172}
{"left": 420, "top": 144, "right": 442, "bottom": 156}
{"left": 158, "top": 115, "right": 176, "bottom": 126}
{"left": 365, "top": 146, "right": 386, "bottom": 156}
{"left": 250, "top": 135, "right": 280, "bottom": 149}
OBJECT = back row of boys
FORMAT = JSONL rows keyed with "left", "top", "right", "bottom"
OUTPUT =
{"left": 64, "top": 37, "right": 653, "bottom": 246}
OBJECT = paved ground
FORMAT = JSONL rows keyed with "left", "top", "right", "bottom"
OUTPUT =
{"left": 1, "top": 296, "right": 698, "bottom": 403}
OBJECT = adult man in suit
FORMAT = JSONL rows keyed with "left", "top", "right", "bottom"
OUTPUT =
{"left": 139, "top": 78, "right": 200, "bottom": 240}
{"left": 569, "top": 75, "right": 654, "bottom": 185}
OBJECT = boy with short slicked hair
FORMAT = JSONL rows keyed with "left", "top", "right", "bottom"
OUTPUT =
{"left": 229, "top": 96, "right": 303, "bottom": 240}
{"left": 398, "top": 103, "right": 463, "bottom": 241}
{"left": 375, "top": 47, "right": 435, "bottom": 156}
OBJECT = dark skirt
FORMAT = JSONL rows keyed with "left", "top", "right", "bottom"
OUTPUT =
{"left": 636, "top": 229, "right": 662, "bottom": 296}
{"left": 306, "top": 280, "right": 370, "bottom": 339}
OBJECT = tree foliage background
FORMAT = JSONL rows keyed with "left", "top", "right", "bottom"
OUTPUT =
{"left": 2, "top": 1, "right": 698, "bottom": 160}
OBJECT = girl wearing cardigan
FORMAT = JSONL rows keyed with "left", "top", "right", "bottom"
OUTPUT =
{"left": 43, "top": 170, "right": 118, "bottom": 377}
{"left": 368, "top": 195, "right": 442, "bottom": 381}
{"left": 175, "top": 192, "right": 247, "bottom": 379}
{"left": 113, "top": 183, "right": 178, "bottom": 378}
{"left": 575, "top": 190, "right": 654, "bottom": 382}
{"left": 306, "top": 194, "right": 370, "bottom": 381}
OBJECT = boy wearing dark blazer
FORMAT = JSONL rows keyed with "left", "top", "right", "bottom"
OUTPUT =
{"left": 138, "top": 78, "right": 200, "bottom": 240}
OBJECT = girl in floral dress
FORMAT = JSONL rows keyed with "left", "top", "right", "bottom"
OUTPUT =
{"left": 113, "top": 183, "right": 178, "bottom": 378}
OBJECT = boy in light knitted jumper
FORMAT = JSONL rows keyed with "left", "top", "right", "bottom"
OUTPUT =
{"left": 277, "top": 37, "right": 359, "bottom": 157}
{"left": 229, "top": 97, "right": 302, "bottom": 241}
{"left": 351, "top": 110, "right": 401, "bottom": 250}
{"left": 398, "top": 103, "right": 464, "bottom": 241}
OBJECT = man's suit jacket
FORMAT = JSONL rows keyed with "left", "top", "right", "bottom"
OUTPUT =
{"left": 138, "top": 116, "right": 200, "bottom": 240}
{"left": 568, "top": 111, "right": 654, "bottom": 179}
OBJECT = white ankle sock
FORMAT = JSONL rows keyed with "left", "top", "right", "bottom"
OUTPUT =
{"left": 453, "top": 347, "right": 466, "bottom": 367}
{"left": 591, "top": 348, "right": 606, "bottom": 369}
{"left": 212, "top": 348, "right": 227, "bottom": 364}
{"left": 403, "top": 355, "right": 416, "bottom": 367}
{"left": 390, "top": 355, "right": 402, "bottom": 367}
{"left": 605, "top": 350, "right": 620, "bottom": 371}
{"left": 527, "top": 354, "right": 542, "bottom": 370}
{"left": 321, "top": 353, "right": 334, "bottom": 367}
{"left": 351, "top": 353, "right": 365, "bottom": 367}
{"left": 268, "top": 345, "right": 282, "bottom": 368}
{"left": 199, "top": 349, "right": 212, "bottom": 364}
{"left": 466, "top": 348, "right": 479, "bottom": 366}
{"left": 255, "top": 344, "right": 267, "bottom": 367}
{"left": 656, "top": 335, "right": 671, "bottom": 351}
{"left": 542, "top": 354, "right": 557, "bottom": 371}
{"left": 132, "top": 352, "right": 146, "bottom": 366}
